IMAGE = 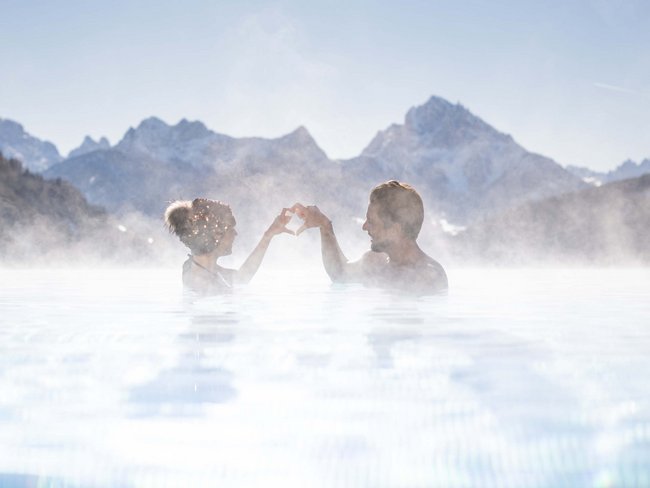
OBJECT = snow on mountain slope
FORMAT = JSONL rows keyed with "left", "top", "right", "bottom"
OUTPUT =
{"left": 343, "top": 96, "right": 586, "bottom": 223}
{"left": 0, "top": 118, "right": 62, "bottom": 172}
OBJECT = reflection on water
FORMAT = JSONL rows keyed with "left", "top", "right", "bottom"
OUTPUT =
{"left": 0, "top": 268, "right": 649, "bottom": 487}
{"left": 129, "top": 314, "right": 237, "bottom": 417}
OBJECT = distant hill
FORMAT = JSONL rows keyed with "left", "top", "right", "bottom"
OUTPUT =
{"left": 0, "top": 153, "right": 164, "bottom": 263}
{"left": 342, "top": 96, "right": 586, "bottom": 224}
{"left": 567, "top": 158, "right": 650, "bottom": 186}
{"left": 0, "top": 118, "right": 62, "bottom": 172}
{"left": 0, "top": 152, "right": 103, "bottom": 229}
{"left": 453, "top": 174, "right": 650, "bottom": 264}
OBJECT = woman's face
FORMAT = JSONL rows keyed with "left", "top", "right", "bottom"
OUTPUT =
{"left": 216, "top": 213, "right": 237, "bottom": 256}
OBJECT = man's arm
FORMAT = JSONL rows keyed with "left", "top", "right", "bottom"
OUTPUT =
{"left": 292, "top": 203, "right": 361, "bottom": 283}
{"left": 318, "top": 219, "right": 352, "bottom": 282}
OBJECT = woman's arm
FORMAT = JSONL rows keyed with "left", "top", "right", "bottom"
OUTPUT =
{"left": 234, "top": 208, "right": 293, "bottom": 284}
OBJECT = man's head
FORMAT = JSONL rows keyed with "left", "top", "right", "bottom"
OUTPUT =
{"left": 363, "top": 181, "right": 424, "bottom": 251}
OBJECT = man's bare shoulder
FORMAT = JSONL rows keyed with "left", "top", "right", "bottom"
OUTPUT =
{"left": 393, "top": 255, "right": 449, "bottom": 294}
{"left": 360, "top": 250, "right": 389, "bottom": 266}
{"left": 346, "top": 251, "right": 448, "bottom": 294}
{"left": 405, "top": 256, "right": 448, "bottom": 292}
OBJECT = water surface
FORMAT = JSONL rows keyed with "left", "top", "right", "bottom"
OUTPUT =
{"left": 0, "top": 268, "right": 648, "bottom": 487}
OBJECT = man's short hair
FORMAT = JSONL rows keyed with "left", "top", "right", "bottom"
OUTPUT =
{"left": 369, "top": 180, "right": 424, "bottom": 239}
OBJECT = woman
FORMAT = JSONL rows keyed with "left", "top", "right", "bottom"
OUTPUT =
{"left": 165, "top": 198, "right": 292, "bottom": 293}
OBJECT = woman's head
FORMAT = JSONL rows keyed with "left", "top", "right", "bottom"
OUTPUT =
{"left": 165, "top": 198, "right": 236, "bottom": 255}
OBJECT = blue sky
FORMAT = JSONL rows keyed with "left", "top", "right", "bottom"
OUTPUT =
{"left": 2, "top": 0, "right": 649, "bottom": 170}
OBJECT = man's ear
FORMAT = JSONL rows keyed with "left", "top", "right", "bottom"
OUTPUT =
{"left": 388, "top": 220, "right": 403, "bottom": 236}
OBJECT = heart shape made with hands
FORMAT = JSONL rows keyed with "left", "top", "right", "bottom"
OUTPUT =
{"left": 276, "top": 204, "right": 322, "bottom": 236}
{"left": 289, "top": 203, "right": 316, "bottom": 236}
{"left": 283, "top": 210, "right": 303, "bottom": 235}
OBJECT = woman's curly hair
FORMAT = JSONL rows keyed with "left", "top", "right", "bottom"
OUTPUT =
{"left": 164, "top": 198, "right": 233, "bottom": 255}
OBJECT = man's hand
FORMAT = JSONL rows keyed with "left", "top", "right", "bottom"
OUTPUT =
{"left": 265, "top": 208, "right": 295, "bottom": 237}
{"left": 291, "top": 203, "right": 331, "bottom": 235}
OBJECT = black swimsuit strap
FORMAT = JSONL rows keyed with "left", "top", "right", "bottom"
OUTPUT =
{"left": 190, "top": 256, "right": 217, "bottom": 276}
{"left": 188, "top": 255, "right": 231, "bottom": 287}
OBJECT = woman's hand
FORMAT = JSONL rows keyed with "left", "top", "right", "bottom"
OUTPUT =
{"left": 291, "top": 203, "right": 331, "bottom": 235}
{"left": 265, "top": 208, "right": 295, "bottom": 237}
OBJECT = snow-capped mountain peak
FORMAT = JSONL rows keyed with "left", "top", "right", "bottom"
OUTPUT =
{"left": 175, "top": 119, "right": 211, "bottom": 139}
{"left": 137, "top": 116, "right": 169, "bottom": 132}
{"left": 566, "top": 158, "right": 650, "bottom": 186}
{"left": 362, "top": 96, "right": 512, "bottom": 160}
{"left": 279, "top": 126, "right": 317, "bottom": 146}
{"left": 404, "top": 96, "right": 509, "bottom": 145}
{"left": 68, "top": 135, "right": 110, "bottom": 159}
{"left": 347, "top": 95, "right": 584, "bottom": 223}
{"left": 0, "top": 118, "right": 62, "bottom": 172}
{"left": 115, "top": 117, "right": 230, "bottom": 167}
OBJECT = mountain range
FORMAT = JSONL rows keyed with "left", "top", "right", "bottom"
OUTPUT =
{"left": 0, "top": 119, "right": 115, "bottom": 172}
{"left": 566, "top": 159, "right": 650, "bottom": 186}
{"left": 39, "top": 96, "right": 588, "bottom": 228}
{"left": 2, "top": 95, "right": 648, "bottom": 264}
{"left": 43, "top": 118, "right": 349, "bottom": 233}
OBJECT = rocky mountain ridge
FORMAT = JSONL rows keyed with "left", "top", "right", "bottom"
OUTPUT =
{"left": 68, "top": 135, "right": 111, "bottom": 159}
{"left": 0, "top": 118, "right": 62, "bottom": 172}
{"left": 567, "top": 158, "right": 650, "bottom": 186}
{"left": 40, "top": 96, "right": 587, "bottom": 230}
{"left": 343, "top": 96, "right": 586, "bottom": 223}
{"left": 44, "top": 119, "right": 341, "bottom": 219}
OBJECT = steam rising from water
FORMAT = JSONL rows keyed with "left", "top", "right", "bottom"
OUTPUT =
{"left": 1, "top": 147, "right": 648, "bottom": 268}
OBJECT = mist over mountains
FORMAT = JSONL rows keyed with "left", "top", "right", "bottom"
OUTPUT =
{"left": 2, "top": 94, "right": 649, "bottom": 264}
{"left": 0, "top": 153, "right": 161, "bottom": 263}
{"left": 453, "top": 174, "right": 650, "bottom": 265}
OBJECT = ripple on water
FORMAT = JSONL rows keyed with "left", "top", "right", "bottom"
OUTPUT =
{"left": 0, "top": 268, "right": 648, "bottom": 486}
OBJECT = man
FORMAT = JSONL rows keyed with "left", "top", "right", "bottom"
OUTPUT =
{"left": 292, "top": 180, "right": 448, "bottom": 294}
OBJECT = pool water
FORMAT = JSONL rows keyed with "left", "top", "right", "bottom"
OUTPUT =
{"left": 0, "top": 268, "right": 649, "bottom": 487}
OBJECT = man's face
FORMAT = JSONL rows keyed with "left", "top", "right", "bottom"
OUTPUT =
{"left": 362, "top": 202, "right": 392, "bottom": 252}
